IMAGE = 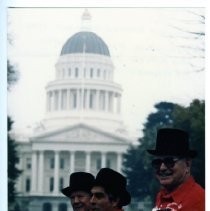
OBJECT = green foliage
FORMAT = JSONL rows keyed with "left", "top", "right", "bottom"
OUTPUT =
{"left": 172, "top": 99, "right": 205, "bottom": 187}
{"left": 8, "top": 116, "right": 22, "bottom": 208}
{"left": 123, "top": 99, "right": 205, "bottom": 202}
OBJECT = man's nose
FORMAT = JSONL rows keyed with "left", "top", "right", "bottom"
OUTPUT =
{"left": 90, "top": 195, "right": 96, "bottom": 204}
{"left": 159, "top": 162, "right": 168, "bottom": 170}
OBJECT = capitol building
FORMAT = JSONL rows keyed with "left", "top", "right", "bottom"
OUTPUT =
{"left": 15, "top": 10, "right": 132, "bottom": 211}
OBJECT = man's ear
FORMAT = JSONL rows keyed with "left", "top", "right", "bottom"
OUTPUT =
{"left": 186, "top": 158, "right": 192, "bottom": 167}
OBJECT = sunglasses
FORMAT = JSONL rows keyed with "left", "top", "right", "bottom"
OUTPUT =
{"left": 151, "top": 157, "right": 181, "bottom": 169}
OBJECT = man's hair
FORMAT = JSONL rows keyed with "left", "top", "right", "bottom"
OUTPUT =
{"left": 107, "top": 192, "right": 122, "bottom": 208}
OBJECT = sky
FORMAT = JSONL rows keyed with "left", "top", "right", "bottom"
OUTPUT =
{"left": 7, "top": 7, "right": 205, "bottom": 138}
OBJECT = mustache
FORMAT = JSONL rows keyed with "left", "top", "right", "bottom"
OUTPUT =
{"left": 156, "top": 170, "right": 173, "bottom": 177}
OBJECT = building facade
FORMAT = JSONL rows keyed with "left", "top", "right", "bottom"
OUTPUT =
{"left": 15, "top": 10, "right": 132, "bottom": 211}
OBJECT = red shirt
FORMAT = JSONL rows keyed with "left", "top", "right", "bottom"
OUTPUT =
{"left": 153, "top": 176, "right": 205, "bottom": 211}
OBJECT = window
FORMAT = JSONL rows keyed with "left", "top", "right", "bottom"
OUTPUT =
{"left": 73, "top": 92, "right": 77, "bottom": 109}
{"left": 50, "top": 177, "right": 54, "bottom": 192}
{"left": 26, "top": 158, "right": 31, "bottom": 169}
{"left": 61, "top": 90, "right": 67, "bottom": 110}
{"left": 83, "top": 68, "right": 86, "bottom": 78}
{"left": 58, "top": 203, "right": 67, "bottom": 211}
{"left": 99, "top": 92, "right": 105, "bottom": 110}
{"left": 103, "top": 70, "right": 106, "bottom": 79}
{"left": 60, "top": 158, "right": 64, "bottom": 169}
{"left": 59, "top": 177, "right": 64, "bottom": 190}
{"left": 50, "top": 158, "right": 54, "bottom": 169}
{"left": 68, "top": 68, "right": 71, "bottom": 77}
{"left": 54, "top": 91, "right": 59, "bottom": 110}
{"left": 75, "top": 68, "right": 79, "bottom": 78}
{"left": 43, "top": 203, "right": 52, "bottom": 211}
{"left": 89, "top": 92, "right": 94, "bottom": 109}
{"left": 106, "top": 159, "right": 111, "bottom": 168}
{"left": 96, "top": 159, "right": 101, "bottom": 170}
{"left": 25, "top": 178, "right": 30, "bottom": 192}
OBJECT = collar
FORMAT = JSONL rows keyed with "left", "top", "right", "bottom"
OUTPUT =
{"left": 159, "top": 176, "right": 195, "bottom": 204}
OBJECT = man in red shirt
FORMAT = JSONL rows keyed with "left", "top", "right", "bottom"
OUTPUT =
{"left": 90, "top": 168, "right": 131, "bottom": 211}
{"left": 147, "top": 128, "right": 205, "bottom": 211}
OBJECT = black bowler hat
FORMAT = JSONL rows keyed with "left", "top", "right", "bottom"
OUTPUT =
{"left": 61, "top": 172, "right": 95, "bottom": 197}
{"left": 147, "top": 128, "right": 197, "bottom": 158}
{"left": 94, "top": 168, "right": 131, "bottom": 206}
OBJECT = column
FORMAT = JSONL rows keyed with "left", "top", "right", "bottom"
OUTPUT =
{"left": 70, "top": 151, "right": 75, "bottom": 173}
{"left": 31, "top": 151, "right": 38, "bottom": 193}
{"left": 86, "top": 151, "right": 91, "bottom": 172}
{"left": 38, "top": 150, "right": 44, "bottom": 193}
{"left": 101, "top": 152, "right": 106, "bottom": 168}
{"left": 117, "top": 152, "right": 123, "bottom": 173}
{"left": 53, "top": 151, "right": 59, "bottom": 195}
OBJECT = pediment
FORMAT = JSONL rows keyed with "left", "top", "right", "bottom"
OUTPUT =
{"left": 31, "top": 124, "right": 130, "bottom": 144}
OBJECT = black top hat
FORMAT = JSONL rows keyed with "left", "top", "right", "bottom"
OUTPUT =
{"left": 61, "top": 172, "right": 95, "bottom": 197}
{"left": 94, "top": 168, "right": 131, "bottom": 206}
{"left": 147, "top": 128, "right": 197, "bottom": 158}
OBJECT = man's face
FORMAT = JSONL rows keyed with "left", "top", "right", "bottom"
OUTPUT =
{"left": 152, "top": 156, "right": 190, "bottom": 192}
{"left": 90, "top": 186, "right": 117, "bottom": 211}
{"left": 69, "top": 190, "right": 92, "bottom": 211}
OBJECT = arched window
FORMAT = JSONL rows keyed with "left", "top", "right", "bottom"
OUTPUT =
{"left": 58, "top": 203, "right": 67, "bottom": 211}
{"left": 43, "top": 203, "right": 52, "bottom": 211}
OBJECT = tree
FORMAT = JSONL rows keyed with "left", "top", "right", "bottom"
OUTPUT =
{"left": 8, "top": 60, "right": 21, "bottom": 211}
{"left": 173, "top": 99, "right": 205, "bottom": 187}
{"left": 171, "top": 9, "right": 205, "bottom": 72}
{"left": 8, "top": 117, "right": 22, "bottom": 211}
{"left": 7, "top": 60, "right": 19, "bottom": 90}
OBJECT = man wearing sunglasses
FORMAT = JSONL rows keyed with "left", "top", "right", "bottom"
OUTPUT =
{"left": 147, "top": 128, "right": 205, "bottom": 211}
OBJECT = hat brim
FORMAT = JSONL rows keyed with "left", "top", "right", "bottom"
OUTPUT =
{"left": 61, "top": 186, "right": 91, "bottom": 197}
{"left": 147, "top": 149, "right": 197, "bottom": 158}
{"left": 119, "top": 190, "right": 131, "bottom": 206}
{"left": 61, "top": 187, "right": 73, "bottom": 197}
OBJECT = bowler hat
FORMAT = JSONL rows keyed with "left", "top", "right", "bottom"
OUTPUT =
{"left": 61, "top": 172, "right": 94, "bottom": 197}
{"left": 147, "top": 128, "right": 197, "bottom": 158}
{"left": 94, "top": 168, "right": 131, "bottom": 206}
